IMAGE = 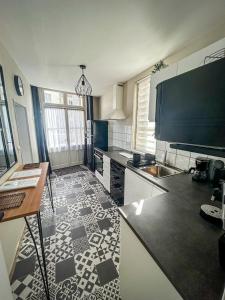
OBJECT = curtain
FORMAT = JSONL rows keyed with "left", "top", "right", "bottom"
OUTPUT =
{"left": 68, "top": 110, "right": 85, "bottom": 151}
{"left": 31, "top": 85, "right": 52, "bottom": 173}
{"left": 44, "top": 108, "right": 67, "bottom": 153}
{"left": 44, "top": 108, "right": 84, "bottom": 153}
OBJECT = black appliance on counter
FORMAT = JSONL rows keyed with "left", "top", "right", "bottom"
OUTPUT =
{"left": 155, "top": 58, "right": 225, "bottom": 148}
{"left": 127, "top": 153, "right": 156, "bottom": 168}
{"left": 189, "top": 157, "right": 211, "bottom": 182}
{"left": 84, "top": 96, "right": 108, "bottom": 171}
{"left": 110, "top": 160, "right": 125, "bottom": 206}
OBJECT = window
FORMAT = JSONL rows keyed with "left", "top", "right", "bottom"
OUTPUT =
{"left": 44, "top": 108, "right": 68, "bottom": 152}
{"left": 44, "top": 90, "right": 64, "bottom": 105}
{"left": 134, "top": 76, "right": 156, "bottom": 153}
{"left": 43, "top": 89, "right": 85, "bottom": 155}
{"left": 67, "top": 94, "right": 83, "bottom": 106}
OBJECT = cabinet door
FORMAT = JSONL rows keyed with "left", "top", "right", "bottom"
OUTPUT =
{"left": 124, "top": 169, "right": 153, "bottom": 205}
{"left": 103, "top": 155, "right": 110, "bottom": 192}
{"left": 148, "top": 63, "right": 178, "bottom": 122}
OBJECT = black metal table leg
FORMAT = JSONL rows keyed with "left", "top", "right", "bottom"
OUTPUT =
{"left": 46, "top": 176, "right": 54, "bottom": 212}
{"left": 24, "top": 217, "right": 50, "bottom": 300}
{"left": 36, "top": 211, "right": 50, "bottom": 299}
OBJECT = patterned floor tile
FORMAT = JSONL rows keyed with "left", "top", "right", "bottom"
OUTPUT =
{"left": 11, "top": 165, "right": 120, "bottom": 299}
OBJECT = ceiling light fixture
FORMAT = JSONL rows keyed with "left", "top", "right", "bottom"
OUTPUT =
{"left": 75, "top": 65, "right": 92, "bottom": 96}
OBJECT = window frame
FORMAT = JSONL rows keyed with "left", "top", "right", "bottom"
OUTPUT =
{"left": 132, "top": 75, "right": 155, "bottom": 154}
{"left": 40, "top": 88, "right": 86, "bottom": 153}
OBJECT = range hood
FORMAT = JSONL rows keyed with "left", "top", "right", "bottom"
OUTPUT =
{"left": 106, "top": 84, "right": 126, "bottom": 120}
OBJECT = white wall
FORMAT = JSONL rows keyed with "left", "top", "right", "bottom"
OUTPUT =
{"left": 101, "top": 34, "right": 225, "bottom": 161}
{"left": 0, "top": 41, "right": 38, "bottom": 273}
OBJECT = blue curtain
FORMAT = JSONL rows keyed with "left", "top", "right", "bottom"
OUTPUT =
{"left": 31, "top": 85, "right": 52, "bottom": 173}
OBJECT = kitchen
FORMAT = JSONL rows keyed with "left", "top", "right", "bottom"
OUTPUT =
{"left": 86, "top": 37, "right": 225, "bottom": 299}
{"left": 0, "top": 1, "right": 225, "bottom": 299}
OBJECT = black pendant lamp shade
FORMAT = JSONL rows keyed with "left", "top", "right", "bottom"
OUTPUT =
{"left": 75, "top": 65, "right": 92, "bottom": 96}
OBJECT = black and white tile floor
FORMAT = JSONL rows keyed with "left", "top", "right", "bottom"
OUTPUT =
{"left": 11, "top": 165, "right": 121, "bottom": 300}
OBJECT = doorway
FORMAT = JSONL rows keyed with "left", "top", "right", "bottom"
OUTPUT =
{"left": 42, "top": 90, "right": 85, "bottom": 169}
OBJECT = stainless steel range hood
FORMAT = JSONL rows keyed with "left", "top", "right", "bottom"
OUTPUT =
{"left": 106, "top": 84, "right": 126, "bottom": 120}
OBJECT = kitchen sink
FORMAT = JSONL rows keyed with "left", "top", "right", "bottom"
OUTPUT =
{"left": 140, "top": 164, "right": 182, "bottom": 178}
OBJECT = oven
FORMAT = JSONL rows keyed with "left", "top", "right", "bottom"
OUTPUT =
{"left": 94, "top": 149, "right": 103, "bottom": 176}
{"left": 110, "top": 159, "right": 125, "bottom": 206}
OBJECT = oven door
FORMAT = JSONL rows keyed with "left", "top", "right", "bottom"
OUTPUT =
{"left": 94, "top": 152, "right": 103, "bottom": 176}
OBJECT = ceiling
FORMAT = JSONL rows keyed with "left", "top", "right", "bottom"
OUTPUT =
{"left": 0, "top": 0, "right": 225, "bottom": 96}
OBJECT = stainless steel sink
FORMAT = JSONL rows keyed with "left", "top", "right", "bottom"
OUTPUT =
{"left": 140, "top": 164, "right": 182, "bottom": 178}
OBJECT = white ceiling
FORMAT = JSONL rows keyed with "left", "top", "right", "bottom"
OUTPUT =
{"left": 0, "top": 0, "right": 225, "bottom": 96}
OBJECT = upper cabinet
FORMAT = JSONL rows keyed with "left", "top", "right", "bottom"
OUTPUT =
{"left": 148, "top": 37, "right": 225, "bottom": 122}
{"left": 148, "top": 63, "right": 178, "bottom": 122}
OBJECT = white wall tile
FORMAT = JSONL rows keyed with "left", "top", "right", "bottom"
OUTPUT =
{"left": 166, "top": 142, "right": 176, "bottom": 153}
{"left": 166, "top": 152, "right": 176, "bottom": 167}
{"left": 156, "top": 149, "right": 166, "bottom": 163}
{"left": 176, "top": 150, "right": 191, "bottom": 157}
{"left": 190, "top": 152, "right": 207, "bottom": 158}
{"left": 175, "top": 155, "right": 190, "bottom": 170}
{"left": 156, "top": 140, "right": 166, "bottom": 151}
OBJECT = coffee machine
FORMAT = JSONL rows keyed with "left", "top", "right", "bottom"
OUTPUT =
{"left": 189, "top": 157, "right": 211, "bottom": 182}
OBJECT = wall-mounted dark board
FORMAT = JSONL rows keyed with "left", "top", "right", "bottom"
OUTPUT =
{"left": 170, "top": 144, "right": 225, "bottom": 158}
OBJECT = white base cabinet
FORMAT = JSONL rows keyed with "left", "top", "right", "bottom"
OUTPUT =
{"left": 124, "top": 168, "right": 165, "bottom": 205}
{"left": 102, "top": 155, "right": 110, "bottom": 192}
{"left": 120, "top": 217, "right": 182, "bottom": 300}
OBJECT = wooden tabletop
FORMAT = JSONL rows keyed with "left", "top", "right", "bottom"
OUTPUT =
{"left": 1, "top": 162, "right": 49, "bottom": 222}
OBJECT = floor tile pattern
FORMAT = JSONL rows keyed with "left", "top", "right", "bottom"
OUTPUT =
{"left": 11, "top": 165, "right": 120, "bottom": 299}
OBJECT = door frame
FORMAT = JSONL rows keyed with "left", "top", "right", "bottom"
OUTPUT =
{"left": 40, "top": 89, "right": 86, "bottom": 169}
{"left": 14, "top": 102, "right": 33, "bottom": 163}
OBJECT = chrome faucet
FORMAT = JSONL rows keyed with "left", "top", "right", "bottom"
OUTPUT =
{"left": 163, "top": 150, "right": 167, "bottom": 166}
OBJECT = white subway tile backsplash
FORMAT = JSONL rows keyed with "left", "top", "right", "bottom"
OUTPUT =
{"left": 156, "top": 140, "right": 166, "bottom": 151}
{"left": 166, "top": 152, "right": 176, "bottom": 167}
{"left": 175, "top": 155, "right": 190, "bottom": 170}
{"left": 109, "top": 121, "right": 132, "bottom": 151}
{"left": 166, "top": 142, "right": 176, "bottom": 153}
{"left": 190, "top": 152, "right": 207, "bottom": 158}
{"left": 156, "top": 149, "right": 166, "bottom": 163}
{"left": 176, "top": 150, "right": 191, "bottom": 157}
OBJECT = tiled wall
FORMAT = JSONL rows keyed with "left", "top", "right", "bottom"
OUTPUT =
{"left": 156, "top": 140, "right": 225, "bottom": 171}
{"left": 108, "top": 121, "right": 132, "bottom": 151}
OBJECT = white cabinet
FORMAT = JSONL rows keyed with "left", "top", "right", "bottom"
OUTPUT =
{"left": 148, "top": 63, "right": 178, "bottom": 121}
{"left": 103, "top": 155, "right": 110, "bottom": 192}
{"left": 120, "top": 217, "right": 182, "bottom": 300}
{"left": 124, "top": 168, "right": 165, "bottom": 205}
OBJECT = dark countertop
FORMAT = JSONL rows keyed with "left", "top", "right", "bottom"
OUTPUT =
{"left": 94, "top": 146, "right": 131, "bottom": 167}
{"left": 96, "top": 147, "right": 225, "bottom": 300}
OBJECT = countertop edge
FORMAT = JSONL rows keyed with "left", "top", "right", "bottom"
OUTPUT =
{"left": 118, "top": 208, "right": 185, "bottom": 300}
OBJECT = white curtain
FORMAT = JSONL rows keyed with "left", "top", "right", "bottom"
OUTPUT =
{"left": 68, "top": 110, "right": 85, "bottom": 150}
{"left": 44, "top": 108, "right": 68, "bottom": 153}
{"left": 44, "top": 108, "right": 85, "bottom": 153}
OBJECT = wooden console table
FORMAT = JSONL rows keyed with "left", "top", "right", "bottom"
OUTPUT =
{"left": 0, "top": 162, "right": 54, "bottom": 300}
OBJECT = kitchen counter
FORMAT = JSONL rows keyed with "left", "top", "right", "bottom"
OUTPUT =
{"left": 96, "top": 147, "right": 225, "bottom": 300}
{"left": 120, "top": 172, "right": 225, "bottom": 300}
{"left": 95, "top": 146, "right": 131, "bottom": 167}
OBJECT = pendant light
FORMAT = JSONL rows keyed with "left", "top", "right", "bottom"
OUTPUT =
{"left": 75, "top": 65, "right": 92, "bottom": 96}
